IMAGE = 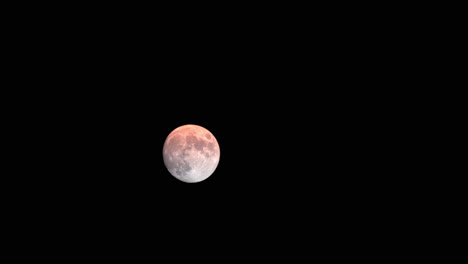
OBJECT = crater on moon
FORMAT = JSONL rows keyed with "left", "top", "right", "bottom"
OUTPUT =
{"left": 163, "top": 124, "right": 220, "bottom": 183}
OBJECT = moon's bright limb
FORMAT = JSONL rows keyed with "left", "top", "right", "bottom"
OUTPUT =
{"left": 163, "top": 124, "right": 220, "bottom": 183}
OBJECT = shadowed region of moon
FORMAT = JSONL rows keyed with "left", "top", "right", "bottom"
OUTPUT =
{"left": 163, "top": 124, "right": 220, "bottom": 183}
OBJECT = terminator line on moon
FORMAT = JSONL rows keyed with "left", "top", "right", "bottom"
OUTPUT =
{"left": 163, "top": 124, "right": 220, "bottom": 183}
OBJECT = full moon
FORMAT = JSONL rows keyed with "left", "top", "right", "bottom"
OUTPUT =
{"left": 163, "top": 124, "right": 220, "bottom": 183}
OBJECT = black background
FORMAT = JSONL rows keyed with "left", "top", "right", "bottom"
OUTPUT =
{"left": 1, "top": 3, "right": 466, "bottom": 261}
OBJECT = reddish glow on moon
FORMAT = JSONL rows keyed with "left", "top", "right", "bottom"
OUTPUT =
{"left": 163, "top": 124, "right": 220, "bottom": 183}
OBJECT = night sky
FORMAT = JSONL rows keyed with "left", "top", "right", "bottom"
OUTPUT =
{"left": 1, "top": 4, "right": 465, "bottom": 262}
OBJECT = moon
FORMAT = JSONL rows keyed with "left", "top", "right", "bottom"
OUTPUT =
{"left": 163, "top": 124, "right": 220, "bottom": 183}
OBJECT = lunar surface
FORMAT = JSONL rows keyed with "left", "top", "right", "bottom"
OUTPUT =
{"left": 163, "top": 124, "right": 220, "bottom": 183}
